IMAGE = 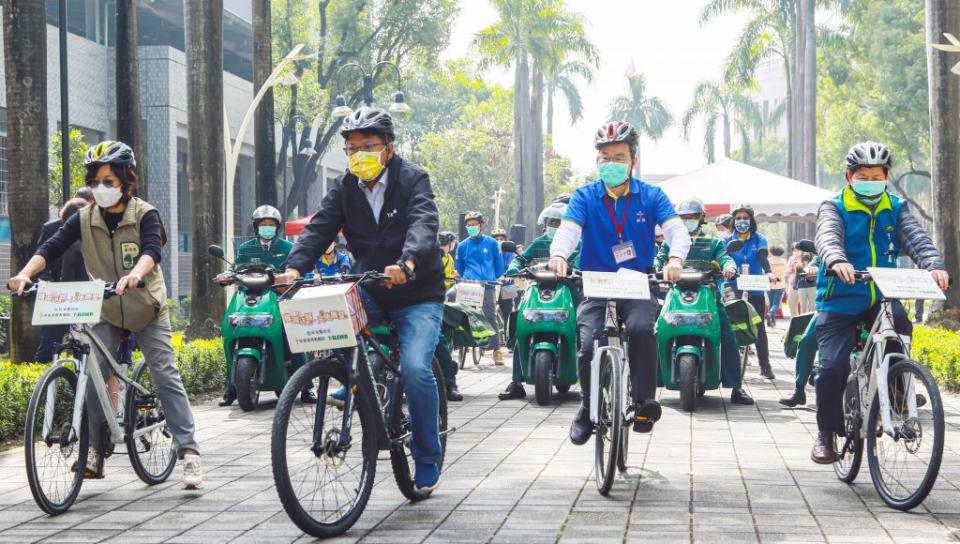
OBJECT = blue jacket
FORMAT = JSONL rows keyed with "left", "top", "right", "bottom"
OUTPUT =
{"left": 456, "top": 234, "right": 505, "bottom": 282}
{"left": 724, "top": 231, "right": 768, "bottom": 295}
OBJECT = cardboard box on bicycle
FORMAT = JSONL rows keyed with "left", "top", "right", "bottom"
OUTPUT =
{"left": 280, "top": 283, "right": 368, "bottom": 353}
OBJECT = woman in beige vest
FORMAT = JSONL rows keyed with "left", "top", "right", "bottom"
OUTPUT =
{"left": 9, "top": 141, "right": 202, "bottom": 489}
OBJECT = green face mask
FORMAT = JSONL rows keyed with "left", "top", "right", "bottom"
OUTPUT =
{"left": 852, "top": 180, "right": 886, "bottom": 199}
{"left": 598, "top": 161, "right": 630, "bottom": 187}
{"left": 258, "top": 225, "right": 277, "bottom": 240}
{"left": 466, "top": 225, "right": 481, "bottom": 238}
{"left": 545, "top": 226, "right": 558, "bottom": 239}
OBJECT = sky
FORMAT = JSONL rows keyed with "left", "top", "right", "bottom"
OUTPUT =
{"left": 443, "top": 1, "right": 751, "bottom": 178}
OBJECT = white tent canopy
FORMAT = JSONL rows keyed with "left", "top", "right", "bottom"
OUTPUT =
{"left": 653, "top": 159, "right": 836, "bottom": 222}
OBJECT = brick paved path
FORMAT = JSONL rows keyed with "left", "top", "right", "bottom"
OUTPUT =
{"left": 1, "top": 328, "right": 959, "bottom": 543}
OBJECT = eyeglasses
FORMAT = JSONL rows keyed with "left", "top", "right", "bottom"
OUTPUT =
{"left": 343, "top": 143, "right": 386, "bottom": 155}
{"left": 86, "top": 178, "right": 119, "bottom": 189}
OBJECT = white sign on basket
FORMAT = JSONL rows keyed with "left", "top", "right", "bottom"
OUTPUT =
{"left": 32, "top": 281, "right": 106, "bottom": 326}
{"left": 280, "top": 283, "right": 364, "bottom": 353}
{"left": 737, "top": 275, "right": 771, "bottom": 291}
{"left": 455, "top": 282, "right": 487, "bottom": 308}
{"left": 867, "top": 267, "right": 946, "bottom": 301}
{"left": 582, "top": 269, "right": 651, "bottom": 300}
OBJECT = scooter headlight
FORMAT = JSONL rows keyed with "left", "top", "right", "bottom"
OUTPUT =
{"left": 663, "top": 312, "right": 714, "bottom": 327}
{"left": 229, "top": 314, "right": 274, "bottom": 328}
{"left": 522, "top": 309, "right": 569, "bottom": 323}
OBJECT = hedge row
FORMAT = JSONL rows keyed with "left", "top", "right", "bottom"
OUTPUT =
{"left": 913, "top": 325, "right": 960, "bottom": 392}
{"left": 0, "top": 334, "right": 225, "bottom": 444}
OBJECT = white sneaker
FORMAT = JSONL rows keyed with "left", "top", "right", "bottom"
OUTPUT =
{"left": 182, "top": 453, "right": 202, "bottom": 489}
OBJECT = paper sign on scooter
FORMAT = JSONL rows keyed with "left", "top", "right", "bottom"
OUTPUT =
{"left": 582, "top": 269, "right": 650, "bottom": 300}
{"left": 280, "top": 283, "right": 367, "bottom": 352}
{"left": 32, "top": 280, "right": 106, "bottom": 326}
{"left": 455, "top": 282, "right": 487, "bottom": 308}
{"left": 736, "top": 275, "right": 771, "bottom": 291}
{"left": 866, "top": 267, "right": 946, "bottom": 301}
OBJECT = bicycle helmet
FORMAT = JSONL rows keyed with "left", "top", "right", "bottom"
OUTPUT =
{"left": 491, "top": 227, "right": 507, "bottom": 238}
{"left": 463, "top": 211, "right": 484, "bottom": 224}
{"left": 340, "top": 106, "right": 396, "bottom": 143}
{"left": 538, "top": 203, "right": 567, "bottom": 226}
{"left": 251, "top": 205, "right": 282, "bottom": 227}
{"left": 714, "top": 213, "right": 733, "bottom": 229}
{"left": 594, "top": 121, "right": 639, "bottom": 152}
{"left": 845, "top": 141, "right": 892, "bottom": 172}
{"left": 439, "top": 231, "right": 457, "bottom": 246}
{"left": 85, "top": 140, "right": 136, "bottom": 168}
{"left": 675, "top": 198, "right": 706, "bottom": 217}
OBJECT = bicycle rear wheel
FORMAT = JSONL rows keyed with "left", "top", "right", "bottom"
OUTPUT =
{"left": 272, "top": 358, "right": 378, "bottom": 538}
{"left": 390, "top": 357, "right": 448, "bottom": 501}
{"left": 834, "top": 379, "right": 863, "bottom": 483}
{"left": 594, "top": 352, "right": 622, "bottom": 495}
{"left": 866, "top": 359, "right": 944, "bottom": 511}
{"left": 125, "top": 361, "right": 177, "bottom": 485}
{"left": 24, "top": 364, "right": 88, "bottom": 515}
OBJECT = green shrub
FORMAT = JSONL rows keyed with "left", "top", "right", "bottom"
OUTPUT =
{"left": 913, "top": 325, "right": 960, "bottom": 392}
{"left": 0, "top": 336, "right": 225, "bottom": 443}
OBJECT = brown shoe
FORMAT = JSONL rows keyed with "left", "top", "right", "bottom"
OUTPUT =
{"left": 493, "top": 349, "right": 505, "bottom": 365}
{"left": 810, "top": 432, "right": 837, "bottom": 464}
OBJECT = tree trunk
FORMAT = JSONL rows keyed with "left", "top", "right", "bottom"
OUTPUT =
{"left": 3, "top": 0, "right": 48, "bottom": 362}
{"left": 791, "top": 5, "right": 803, "bottom": 182}
{"left": 184, "top": 0, "right": 226, "bottom": 338}
{"left": 723, "top": 113, "right": 732, "bottom": 159}
{"left": 252, "top": 0, "right": 277, "bottom": 206}
{"left": 799, "top": 0, "right": 816, "bottom": 187}
{"left": 926, "top": 0, "right": 960, "bottom": 310}
{"left": 546, "top": 89, "right": 554, "bottom": 145}
{"left": 514, "top": 55, "right": 533, "bottom": 242}
{"left": 116, "top": 0, "right": 147, "bottom": 199}
{"left": 529, "top": 67, "right": 545, "bottom": 226}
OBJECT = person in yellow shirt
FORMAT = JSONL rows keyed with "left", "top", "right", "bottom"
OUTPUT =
{"left": 439, "top": 231, "right": 457, "bottom": 288}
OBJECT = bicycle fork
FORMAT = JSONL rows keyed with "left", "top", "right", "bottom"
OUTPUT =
{"left": 589, "top": 343, "right": 628, "bottom": 425}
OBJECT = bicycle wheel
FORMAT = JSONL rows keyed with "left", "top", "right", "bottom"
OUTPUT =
{"left": 834, "top": 379, "right": 863, "bottom": 483}
{"left": 740, "top": 347, "right": 749, "bottom": 380}
{"left": 24, "top": 364, "right": 88, "bottom": 515}
{"left": 390, "top": 357, "right": 448, "bottom": 501}
{"left": 272, "top": 358, "right": 378, "bottom": 538}
{"left": 458, "top": 346, "right": 467, "bottom": 369}
{"left": 616, "top": 375, "right": 631, "bottom": 473}
{"left": 594, "top": 352, "right": 621, "bottom": 495}
{"left": 125, "top": 361, "right": 177, "bottom": 485}
{"left": 866, "top": 359, "right": 944, "bottom": 511}
{"left": 472, "top": 346, "right": 482, "bottom": 365}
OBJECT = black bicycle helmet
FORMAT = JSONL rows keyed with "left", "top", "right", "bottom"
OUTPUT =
{"left": 439, "top": 231, "right": 457, "bottom": 246}
{"left": 340, "top": 106, "right": 396, "bottom": 143}
{"left": 845, "top": 141, "right": 892, "bottom": 173}
{"left": 85, "top": 140, "right": 136, "bottom": 169}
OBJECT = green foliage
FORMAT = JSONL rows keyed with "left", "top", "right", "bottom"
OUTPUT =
{"left": 681, "top": 80, "right": 762, "bottom": 163}
{"left": 816, "top": 0, "right": 930, "bottom": 201}
{"left": 0, "top": 295, "right": 9, "bottom": 355}
{"left": 732, "top": 136, "right": 789, "bottom": 177}
{"left": 48, "top": 129, "right": 90, "bottom": 207}
{"left": 544, "top": 151, "right": 579, "bottom": 202}
{"left": 0, "top": 336, "right": 225, "bottom": 442}
{"left": 166, "top": 298, "right": 190, "bottom": 332}
{"left": 609, "top": 73, "right": 674, "bottom": 143}
{"left": 913, "top": 326, "right": 960, "bottom": 392}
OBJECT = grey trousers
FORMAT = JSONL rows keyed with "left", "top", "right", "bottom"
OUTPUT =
{"left": 86, "top": 318, "right": 199, "bottom": 457}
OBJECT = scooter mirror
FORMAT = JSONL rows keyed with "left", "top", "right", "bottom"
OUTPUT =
{"left": 795, "top": 239, "right": 817, "bottom": 254}
{"left": 208, "top": 245, "right": 226, "bottom": 260}
{"left": 726, "top": 240, "right": 744, "bottom": 253}
{"left": 500, "top": 241, "right": 518, "bottom": 254}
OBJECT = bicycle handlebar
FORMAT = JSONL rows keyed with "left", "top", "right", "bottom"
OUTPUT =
{"left": 11, "top": 280, "right": 145, "bottom": 299}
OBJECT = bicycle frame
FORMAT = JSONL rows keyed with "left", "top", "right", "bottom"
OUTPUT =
{"left": 49, "top": 324, "right": 155, "bottom": 448}
{"left": 850, "top": 300, "right": 913, "bottom": 438}
{"left": 589, "top": 301, "right": 630, "bottom": 425}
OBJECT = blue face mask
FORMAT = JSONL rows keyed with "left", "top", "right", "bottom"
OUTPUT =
{"left": 734, "top": 219, "right": 751, "bottom": 233}
{"left": 258, "top": 225, "right": 277, "bottom": 240}
{"left": 598, "top": 162, "right": 630, "bottom": 187}
{"left": 852, "top": 180, "right": 886, "bottom": 201}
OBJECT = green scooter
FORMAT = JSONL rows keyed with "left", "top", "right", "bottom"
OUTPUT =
{"left": 209, "top": 245, "right": 290, "bottom": 412}
{"left": 508, "top": 267, "right": 580, "bottom": 406}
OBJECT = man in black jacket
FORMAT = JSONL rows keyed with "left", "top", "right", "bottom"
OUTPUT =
{"left": 278, "top": 107, "right": 446, "bottom": 493}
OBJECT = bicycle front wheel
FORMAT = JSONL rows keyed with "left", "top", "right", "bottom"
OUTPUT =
{"left": 866, "top": 359, "right": 944, "bottom": 511}
{"left": 125, "top": 361, "right": 177, "bottom": 485}
{"left": 24, "top": 364, "right": 88, "bottom": 515}
{"left": 594, "top": 352, "right": 622, "bottom": 495}
{"left": 272, "top": 358, "right": 378, "bottom": 538}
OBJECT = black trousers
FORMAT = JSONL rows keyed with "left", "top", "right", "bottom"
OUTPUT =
{"left": 34, "top": 325, "right": 69, "bottom": 363}
{"left": 576, "top": 297, "right": 659, "bottom": 404}
{"left": 747, "top": 293, "right": 771, "bottom": 367}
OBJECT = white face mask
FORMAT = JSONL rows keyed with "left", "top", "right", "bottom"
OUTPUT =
{"left": 93, "top": 184, "right": 123, "bottom": 208}
{"left": 683, "top": 219, "right": 700, "bottom": 234}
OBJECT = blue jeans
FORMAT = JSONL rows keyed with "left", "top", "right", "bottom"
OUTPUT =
{"left": 361, "top": 290, "right": 444, "bottom": 466}
{"left": 768, "top": 289, "right": 784, "bottom": 318}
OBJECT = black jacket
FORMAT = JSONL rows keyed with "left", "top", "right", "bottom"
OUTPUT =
{"left": 36, "top": 220, "right": 62, "bottom": 281}
{"left": 285, "top": 155, "right": 445, "bottom": 310}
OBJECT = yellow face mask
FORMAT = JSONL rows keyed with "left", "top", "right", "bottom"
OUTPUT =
{"left": 348, "top": 150, "right": 385, "bottom": 181}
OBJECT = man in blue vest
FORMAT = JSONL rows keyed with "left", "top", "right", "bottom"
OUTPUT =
{"left": 549, "top": 120, "right": 690, "bottom": 444}
{"left": 810, "top": 141, "right": 948, "bottom": 464}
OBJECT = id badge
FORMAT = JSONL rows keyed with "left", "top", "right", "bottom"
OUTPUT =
{"left": 612, "top": 240, "right": 636, "bottom": 264}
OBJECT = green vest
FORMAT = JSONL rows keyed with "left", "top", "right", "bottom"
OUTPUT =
{"left": 235, "top": 237, "right": 293, "bottom": 270}
{"left": 655, "top": 232, "right": 734, "bottom": 272}
{"left": 79, "top": 198, "right": 168, "bottom": 332}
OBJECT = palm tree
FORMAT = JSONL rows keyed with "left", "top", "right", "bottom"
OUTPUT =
{"left": 608, "top": 73, "right": 674, "bottom": 176}
{"left": 184, "top": 0, "right": 226, "bottom": 339}
{"left": 252, "top": 0, "right": 277, "bottom": 206}
{"left": 116, "top": 0, "right": 147, "bottom": 198}
{"left": 681, "top": 80, "right": 761, "bottom": 164}
{"left": 545, "top": 58, "right": 594, "bottom": 138}
{"left": 475, "top": 0, "right": 595, "bottom": 238}
{"left": 3, "top": 0, "right": 48, "bottom": 362}
{"left": 926, "top": 3, "right": 960, "bottom": 310}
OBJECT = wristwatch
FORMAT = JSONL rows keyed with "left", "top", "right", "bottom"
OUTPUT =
{"left": 396, "top": 260, "right": 416, "bottom": 281}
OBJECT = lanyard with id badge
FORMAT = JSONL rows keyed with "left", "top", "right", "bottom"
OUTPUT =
{"left": 605, "top": 194, "right": 636, "bottom": 264}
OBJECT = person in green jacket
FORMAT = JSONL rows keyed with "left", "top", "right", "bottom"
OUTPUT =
{"left": 780, "top": 254, "right": 821, "bottom": 407}
{"left": 655, "top": 199, "right": 754, "bottom": 405}
{"left": 507, "top": 203, "right": 580, "bottom": 274}
{"left": 235, "top": 205, "right": 294, "bottom": 269}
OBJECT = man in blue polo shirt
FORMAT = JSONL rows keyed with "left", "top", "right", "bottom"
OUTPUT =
{"left": 549, "top": 120, "right": 690, "bottom": 445}
{"left": 456, "top": 211, "right": 507, "bottom": 364}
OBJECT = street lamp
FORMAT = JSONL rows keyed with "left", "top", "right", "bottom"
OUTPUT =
{"left": 330, "top": 62, "right": 412, "bottom": 119}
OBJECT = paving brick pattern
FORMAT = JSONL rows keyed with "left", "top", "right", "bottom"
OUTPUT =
{"left": 2, "top": 328, "right": 959, "bottom": 543}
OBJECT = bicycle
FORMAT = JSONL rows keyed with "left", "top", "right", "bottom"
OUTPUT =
{"left": 271, "top": 272, "right": 453, "bottom": 538}
{"left": 18, "top": 281, "right": 176, "bottom": 515}
{"left": 830, "top": 270, "right": 945, "bottom": 511}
